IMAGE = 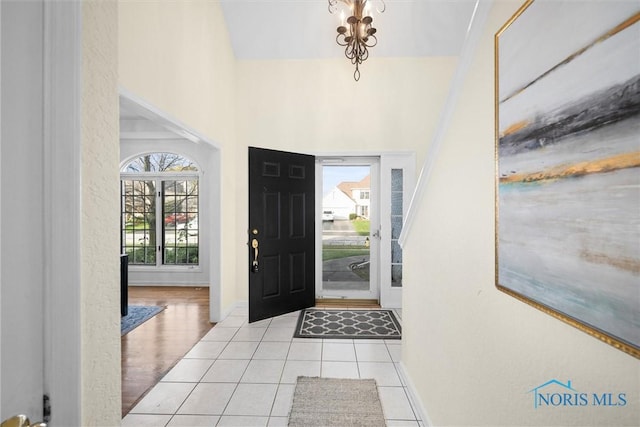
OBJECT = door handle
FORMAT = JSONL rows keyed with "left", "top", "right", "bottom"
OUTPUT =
{"left": 251, "top": 238, "right": 259, "bottom": 273}
{"left": 1, "top": 415, "right": 46, "bottom": 427}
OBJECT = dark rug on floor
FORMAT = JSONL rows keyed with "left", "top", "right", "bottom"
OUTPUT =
{"left": 294, "top": 309, "right": 401, "bottom": 339}
{"left": 289, "top": 377, "right": 386, "bottom": 427}
{"left": 121, "top": 305, "right": 165, "bottom": 336}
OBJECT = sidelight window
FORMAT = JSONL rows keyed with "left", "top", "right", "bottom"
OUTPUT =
{"left": 390, "top": 169, "right": 403, "bottom": 287}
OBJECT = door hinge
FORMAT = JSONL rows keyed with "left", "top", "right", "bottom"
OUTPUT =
{"left": 43, "top": 394, "right": 51, "bottom": 423}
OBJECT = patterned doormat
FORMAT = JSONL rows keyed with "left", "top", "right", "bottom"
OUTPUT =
{"left": 294, "top": 309, "right": 401, "bottom": 339}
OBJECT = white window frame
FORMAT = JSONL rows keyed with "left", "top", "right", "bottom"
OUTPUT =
{"left": 315, "top": 156, "right": 380, "bottom": 301}
{"left": 120, "top": 168, "right": 202, "bottom": 272}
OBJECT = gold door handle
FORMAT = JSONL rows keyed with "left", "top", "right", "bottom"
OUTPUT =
{"left": 251, "top": 238, "right": 259, "bottom": 273}
{"left": 1, "top": 415, "right": 46, "bottom": 427}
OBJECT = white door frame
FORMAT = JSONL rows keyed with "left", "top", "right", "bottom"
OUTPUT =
{"left": 379, "top": 153, "right": 415, "bottom": 308}
{"left": 43, "top": 1, "right": 82, "bottom": 423}
{"left": 1, "top": 2, "right": 48, "bottom": 419}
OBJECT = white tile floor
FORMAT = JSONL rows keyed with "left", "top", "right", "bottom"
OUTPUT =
{"left": 122, "top": 307, "right": 423, "bottom": 427}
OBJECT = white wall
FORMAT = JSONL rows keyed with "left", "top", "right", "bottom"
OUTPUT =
{"left": 235, "top": 57, "right": 455, "bottom": 160}
{"left": 119, "top": 0, "right": 238, "bottom": 311}
{"left": 401, "top": 1, "right": 639, "bottom": 426}
{"left": 81, "top": 1, "right": 121, "bottom": 425}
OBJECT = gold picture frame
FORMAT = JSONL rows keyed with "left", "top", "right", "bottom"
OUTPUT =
{"left": 495, "top": 0, "right": 640, "bottom": 359}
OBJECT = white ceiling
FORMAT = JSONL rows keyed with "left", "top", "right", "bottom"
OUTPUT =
{"left": 219, "top": 0, "right": 478, "bottom": 60}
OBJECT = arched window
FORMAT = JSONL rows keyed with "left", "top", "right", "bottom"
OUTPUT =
{"left": 121, "top": 153, "right": 199, "bottom": 266}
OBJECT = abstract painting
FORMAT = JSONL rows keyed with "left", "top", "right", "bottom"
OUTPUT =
{"left": 495, "top": 0, "right": 640, "bottom": 358}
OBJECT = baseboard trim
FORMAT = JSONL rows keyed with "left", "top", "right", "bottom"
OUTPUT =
{"left": 397, "top": 361, "right": 433, "bottom": 427}
{"left": 217, "top": 300, "right": 248, "bottom": 323}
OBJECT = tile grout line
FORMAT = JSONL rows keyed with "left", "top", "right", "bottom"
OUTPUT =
{"left": 175, "top": 322, "right": 243, "bottom": 423}
{"left": 269, "top": 326, "right": 288, "bottom": 420}
{"left": 213, "top": 328, "right": 247, "bottom": 424}
{"left": 353, "top": 339, "right": 362, "bottom": 379}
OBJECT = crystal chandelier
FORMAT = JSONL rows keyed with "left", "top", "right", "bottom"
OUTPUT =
{"left": 328, "top": 0, "right": 386, "bottom": 81}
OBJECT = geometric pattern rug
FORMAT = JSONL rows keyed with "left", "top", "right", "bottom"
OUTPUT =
{"left": 289, "top": 377, "right": 386, "bottom": 427}
{"left": 294, "top": 309, "right": 401, "bottom": 340}
{"left": 121, "top": 305, "right": 165, "bottom": 336}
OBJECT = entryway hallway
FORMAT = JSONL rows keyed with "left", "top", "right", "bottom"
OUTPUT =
{"left": 122, "top": 304, "right": 422, "bottom": 426}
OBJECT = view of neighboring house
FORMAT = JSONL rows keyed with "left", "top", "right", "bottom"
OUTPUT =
{"left": 323, "top": 175, "right": 371, "bottom": 219}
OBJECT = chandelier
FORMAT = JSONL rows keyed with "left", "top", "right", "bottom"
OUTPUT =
{"left": 328, "top": 0, "right": 386, "bottom": 81}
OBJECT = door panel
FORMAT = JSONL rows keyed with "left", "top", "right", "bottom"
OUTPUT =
{"left": 248, "top": 147, "right": 315, "bottom": 322}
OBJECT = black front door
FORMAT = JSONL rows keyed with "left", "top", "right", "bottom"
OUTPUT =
{"left": 248, "top": 147, "right": 316, "bottom": 322}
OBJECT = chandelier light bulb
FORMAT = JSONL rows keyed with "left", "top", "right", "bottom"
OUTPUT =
{"left": 364, "top": 1, "right": 371, "bottom": 17}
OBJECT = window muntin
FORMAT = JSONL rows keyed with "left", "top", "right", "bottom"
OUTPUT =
{"left": 121, "top": 153, "right": 199, "bottom": 267}
{"left": 163, "top": 179, "right": 199, "bottom": 265}
{"left": 124, "top": 152, "right": 197, "bottom": 173}
{"left": 122, "top": 179, "right": 157, "bottom": 265}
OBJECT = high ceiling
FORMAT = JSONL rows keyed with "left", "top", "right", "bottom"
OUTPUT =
{"left": 121, "top": 1, "right": 479, "bottom": 140}
{"left": 219, "top": 0, "right": 478, "bottom": 60}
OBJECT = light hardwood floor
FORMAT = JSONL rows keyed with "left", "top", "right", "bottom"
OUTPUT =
{"left": 122, "top": 286, "right": 214, "bottom": 416}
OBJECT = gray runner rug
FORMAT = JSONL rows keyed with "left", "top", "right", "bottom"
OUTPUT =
{"left": 289, "top": 377, "right": 386, "bottom": 427}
